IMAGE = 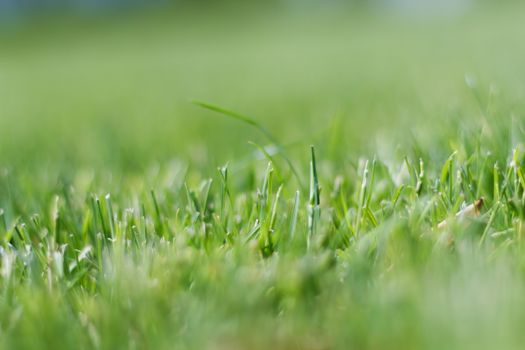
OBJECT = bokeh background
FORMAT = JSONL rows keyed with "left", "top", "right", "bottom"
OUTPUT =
{"left": 1, "top": 0, "right": 524, "bottom": 174}
{"left": 3, "top": 3, "right": 525, "bottom": 350}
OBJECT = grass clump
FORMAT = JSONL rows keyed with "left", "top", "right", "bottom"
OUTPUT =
{"left": 1, "top": 107, "right": 525, "bottom": 349}
{"left": 2, "top": 6, "right": 525, "bottom": 349}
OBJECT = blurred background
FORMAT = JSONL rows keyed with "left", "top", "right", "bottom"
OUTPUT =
{"left": 0, "top": 0, "right": 524, "bottom": 175}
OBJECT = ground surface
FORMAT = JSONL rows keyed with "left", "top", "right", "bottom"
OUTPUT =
{"left": 1, "top": 4, "right": 525, "bottom": 349}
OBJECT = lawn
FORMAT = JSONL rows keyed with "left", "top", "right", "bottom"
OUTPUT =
{"left": 1, "top": 3, "right": 525, "bottom": 349}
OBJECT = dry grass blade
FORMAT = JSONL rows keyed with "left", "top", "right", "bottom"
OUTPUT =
{"left": 437, "top": 197, "right": 484, "bottom": 229}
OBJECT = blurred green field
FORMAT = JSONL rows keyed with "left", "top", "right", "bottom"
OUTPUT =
{"left": 2, "top": 3, "right": 525, "bottom": 349}
{"left": 1, "top": 4, "right": 524, "bottom": 170}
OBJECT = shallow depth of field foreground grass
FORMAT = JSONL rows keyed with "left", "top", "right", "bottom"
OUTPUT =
{"left": 2, "top": 3, "right": 525, "bottom": 349}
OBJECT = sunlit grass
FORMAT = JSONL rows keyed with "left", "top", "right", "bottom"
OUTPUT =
{"left": 1, "top": 5, "right": 525, "bottom": 349}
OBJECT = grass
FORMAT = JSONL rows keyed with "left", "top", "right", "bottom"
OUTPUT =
{"left": 2, "top": 3, "right": 525, "bottom": 349}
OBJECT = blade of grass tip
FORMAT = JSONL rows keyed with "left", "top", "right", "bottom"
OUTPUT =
{"left": 96, "top": 197, "right": 108, "bottom": 240}
{"left": 339, "top": 180, "right": 355, "bottom": 236}
{"left": 14, "top": 224, "right": 28, "bottom": 244}
{"left": 244, "top": 221, "right": 262, "bottom": 244}
{"left": 192, "top": 100, "right": 304, "bottom": 189}
{"left": 141, "top": 202, "right": 148, "bottom": 237}
{"left": 511, "top": 145, "right": 521, "bottom": 193}
{"left": 364, "top": 207, "right": 378, "bottom": 228}
{"left": 185, "top": 183, "right": 205, "bottom": 235}
{"left": 264, "top": 183, "right": 283, "bottom": 255}
{"left": 500, "top": 163, "right": 513, "bottom": 201}
{"left": 476, "top": 151, "right": 489, "bottom": 199}
{"left": 493, "top": 163, "right": 500, "bottom": 201}
{"left": 355, "top": 159, "right": 369, "bottom": 237}
{"left": 192, "top": 100, "right": 262, "bottom": 130}
{"left": 460, "top": 166, "right": 476, "bottom": 199}
{"left": 150, "top": 189, "right": 165, "bottom": 237}
{"left": 364, "top": 158, "right": 376, "bottom": 208}
{"left": 218, "top": 164, "right": 233, "bottom": 221}
{"left": 310, "top": 146, "right": 320, "bottom": 207}
{"left": 391, "top": 184, "right": 405, "bottom": 210}
{"left": 50, "top": 194, "right": 60, "bottom": 244}
{"left": 31, "top": 214, "right": 40, "bottom": 232}
{"left": 440, "top": 152, "right": 456, "bottom": 185}
{"left": 200, "top": 179, "right": 213, "bottom": 219}
{"left": 105, "top": 194, "right": 115, "bottom": 240}
{"left": 440, "top": 151, "right": 457, "bottom": 204}
{"left": 404, "top": 156, "right": 418, "bottom": 188}
{"left": 516, "top": 167, "right": 525, "bottom": 199}
{"left": 289, "top": 190, "right": 300, "bottom": 241}
{"left": 258, "top": 162, "right": 273, "bottom": 221}
{"left": 90, "top": 196, "right": 99, "bottom": 236}
{"left": 269, "top": 184, "right": 283, "bottom": 234}
{"left": 6, "top": 215, "right": 15, "bottom": 241}
{"left": 3, "top": 217, "right": 18, "bottom": 246}
{"left": 308, "top": 145, "right": 321, "bottom": 249}
{"left": 80, "top": 208, "right": 92, "bottom": 245}
{"left": 417, "top": 158, "right": 425, "bottom": 195}
{"left": 151, "top": 189, "right": 162, "bottom": 220}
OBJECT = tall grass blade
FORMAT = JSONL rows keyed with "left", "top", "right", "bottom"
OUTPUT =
{"left": 192, "top": 100, "right": 303, "bottom": 188}
{"left": 308, "top": 145, "right": 321, "bottom": 249}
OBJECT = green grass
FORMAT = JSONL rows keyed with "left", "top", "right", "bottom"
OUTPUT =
{"left": 2, "top": 4, "right": 525, "bottom": 349}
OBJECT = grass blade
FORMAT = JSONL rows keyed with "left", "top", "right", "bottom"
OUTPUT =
{"left": 192, "top": 100, "right": 304, "bottom": 188}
